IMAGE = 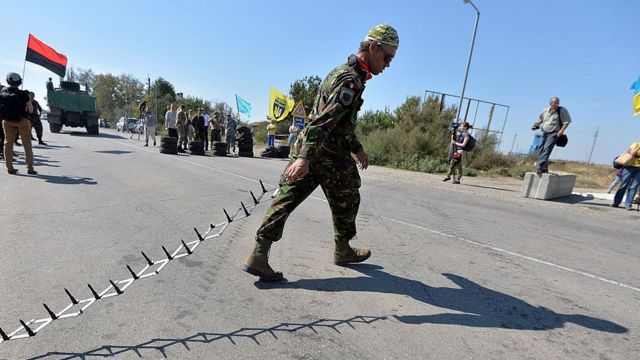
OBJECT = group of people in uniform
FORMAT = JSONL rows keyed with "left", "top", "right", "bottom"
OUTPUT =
{"left": 165, "top": 104, "right": 237, "bottom": 154}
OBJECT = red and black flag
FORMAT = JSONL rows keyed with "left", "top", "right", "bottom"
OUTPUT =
{"left": 25, "top": 34, "right": 67, "bottom": 78}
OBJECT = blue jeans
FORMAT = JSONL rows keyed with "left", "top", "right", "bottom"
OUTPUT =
{"left": 614, "top": 166, "right": 640, "bottom": 208}
{"left": 267, "top": 134, "right": 275, "bottom": 147}
{"left": 288, "top": 134, "right": 297, "bottom": 147}
{"left": 536, "top": 131, "right": 558, "bottom": 172}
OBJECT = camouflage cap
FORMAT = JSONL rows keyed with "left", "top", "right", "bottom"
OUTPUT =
{"left": 365, "top": 24, "right": 399, "bottom": 49}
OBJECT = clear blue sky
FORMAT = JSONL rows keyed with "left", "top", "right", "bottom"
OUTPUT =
{"left": 1, "top": 0, "right": 638, "bottom": 164}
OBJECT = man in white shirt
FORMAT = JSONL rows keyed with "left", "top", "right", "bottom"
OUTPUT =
{"left": 164, "top": 103, "right": 177, "bottom": 138}
{"left": 203, "top": 110, "right": 210, "bottom": 151}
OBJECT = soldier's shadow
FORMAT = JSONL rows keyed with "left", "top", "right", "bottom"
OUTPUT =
{"left": 257, "top": 264, "right": 627, "bottom": 333}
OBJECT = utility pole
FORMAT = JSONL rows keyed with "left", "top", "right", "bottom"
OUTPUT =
{"left": 586, "top": 127, "right": 599, "bottom": 164}
{"left": 509, "top": 132, "right": 517, "bottom": 155}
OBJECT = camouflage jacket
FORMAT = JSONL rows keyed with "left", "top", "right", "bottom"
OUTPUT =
{"left": 295, "top": 55, "right": 368, "bottom": 162}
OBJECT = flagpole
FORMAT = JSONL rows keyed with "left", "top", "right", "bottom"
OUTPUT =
{"left": 20, "top": 60, "right": 26, "bottom": 89}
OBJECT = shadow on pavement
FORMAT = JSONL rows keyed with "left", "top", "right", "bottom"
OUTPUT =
{"left": 258, "top": 264, "right": 627, "bottom": 333}
{"left": 26, "top": 315, "right": 386, "bottom": 359}
{"left": 32, "top": 155, "right": 61, "bottom": 168}
{"left": 25, "top": 174, "right": 97, "bottom": 185}
{"left": 67, "top": 131, "right": 126, "bottom": 140}
{"left": 461, "top": 183, "right": 517, "bottom": 192}
{"left": 550, "top": 194, "right": 598, "bottom": 205}
{"left": 94, "top": 150, "right": 133, "bottom": 155}
{"left": 35, "top": 143, "right": 72, "bottom": 150}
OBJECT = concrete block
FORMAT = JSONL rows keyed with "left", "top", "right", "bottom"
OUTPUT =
{"left": 522, "top": 171, "right": 577, "bottom": 200}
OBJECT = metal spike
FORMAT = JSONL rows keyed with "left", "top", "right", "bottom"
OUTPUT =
{"left": 141, "top": 251, "right": 154, "bottom": 266}
{"left": 43, "top": 303, "right": 57, "bottom": 320}
{"left": 162, "top": 246, "right": 173, "bottom": 260}
{"left": 250, "top": 190, "right": 259, "bottom": 205}
{"left": 241, "top": 202, "right": 250, "bottom": 217}
{"left": 126, "top": 264, "right": 139, "bottom": 280}
{"left": 194, "top": 227, "right": 204, "bottom": 241}
{"left": 109, "top": 280, "right": 123, "bottom": 295}
{"left": 19, "top": 320, "right": 35, "bottom": 337}
{"left": 181, "top": 240, "right": 193, "bottom": 254}
{"left": 223, "top": 208, "right": 233, "bottom": 223}
{"left": 259, "top": 179, "right": 267, "bottom": 193}
{"left": 0, "top": 327, "right": 9, "bottom": 341}
{"left": 88, "top": 283, "right": 101, "bottom": 300}
{"left": 64, "top": 288, "right": 79, "bottom": 305}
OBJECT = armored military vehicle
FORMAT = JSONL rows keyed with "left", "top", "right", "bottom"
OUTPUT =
{"left": 47, "top": 81, "right": 99, "bottom": 135}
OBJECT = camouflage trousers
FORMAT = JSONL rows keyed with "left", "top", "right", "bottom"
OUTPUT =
{"left": 447, "top": 158, "right": 462, "bottom": 181}
{"left": 177, "top": 124, "right": 187, "bottom": 149}
{"left": 253, "top": 157, "right": 361, "bottom": 256}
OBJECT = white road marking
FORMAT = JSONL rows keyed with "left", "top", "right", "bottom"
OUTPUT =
{"left": 380, "top": 215, "right": 640, "bottom": 294}
{"left": 110, "top": 137, "right": 640, "bottom": 294}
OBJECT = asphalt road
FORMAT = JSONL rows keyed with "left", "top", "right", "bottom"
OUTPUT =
{"left": 0, "top": 126, "right": 638, "bottom": 359}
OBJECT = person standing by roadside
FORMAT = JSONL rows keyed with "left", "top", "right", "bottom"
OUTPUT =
{"left": 144, "top": 107, "right": 157, "bottom": 147}
{"left": 185, "top": 110, "right": 193, "bottom": 142}
{"left": 176, "top": 105, "right": 188, "bottom": 152}
{"left": 443, "top": 122, "right": 471, "bottom": 184}
{"left": 266, "top": 120, "right": 276, "bottom": 147}
{"left": 288, "top": 122, "right": 299, "bottom": 147}
{"left": 1, "top": 73, "right": 36, "bottom": 175}
{"left": 202, "top": 110, "right": 210, "bottom": 151}
{"left": 194, "top": 108, "right": 206, "bottom": 145}
{"left": 612, "top": 142, "right": 640, "bottom": 210}
{"left": 531, "top": 97, "right": 571, "bottom": 175}
{"left": 210, "top": 111, "right": 222, "bottom": 142}
{"left": 29, "top": 92, "right": 46, "bottom": 145}
{"left": 164, "top": 103, "right": 177, "bottom": 139}
{"left": 226, "top": 113, "right": 237, "bottom": 155}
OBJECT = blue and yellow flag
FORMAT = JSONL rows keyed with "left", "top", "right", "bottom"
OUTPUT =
{"left": 236, "top": 94, "right": 252, "bottom": 117}
{"left": 631, "top": 76, "right": 640, "bottom": 117}
{"left": 269, "top": 87, "right": 295, "bottom": 121}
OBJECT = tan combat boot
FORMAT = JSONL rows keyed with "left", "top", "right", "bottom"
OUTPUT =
{"left": 243, "top": 254, "right": 284, "bottom": 282}
{"left": 333, "top": 247, "right": 371, "bottom": 266}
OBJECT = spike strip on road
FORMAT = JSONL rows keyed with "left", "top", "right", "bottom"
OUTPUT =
{"left": 0, "top": 182, "right": 277, "bottom": 344}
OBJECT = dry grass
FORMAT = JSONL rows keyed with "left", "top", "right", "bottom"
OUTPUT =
{"left": 548, "top": 160, "right": 615, "bottom": 189}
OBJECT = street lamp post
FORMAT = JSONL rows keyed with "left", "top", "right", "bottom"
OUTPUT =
{"left": 455, "top": 0, "right": 480, "bottom": 125}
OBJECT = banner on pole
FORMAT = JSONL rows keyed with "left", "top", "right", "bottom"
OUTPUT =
{"left": 25, "top": 34, "right": 67, "bottom": 78}
{"left": 236, "top": 94, "right": 252, "bottom": 117}
{"left": 269, "top": 87, "right": 295, "bottom": 121}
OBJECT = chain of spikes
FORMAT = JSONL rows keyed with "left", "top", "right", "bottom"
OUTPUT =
{"left": 0, "top": 180, "right": 276, "bottom": 344}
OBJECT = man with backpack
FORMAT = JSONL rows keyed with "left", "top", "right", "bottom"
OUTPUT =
{"left": 531, "top": 96, "right": 571, "bottom": 175}
{"left": 443, "top": 121, "right": 473, "bottom": 184}
{"left": 0, "top": 73, "right": 37, "bottom": 175}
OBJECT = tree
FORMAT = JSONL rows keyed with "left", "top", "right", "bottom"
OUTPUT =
{"left": 76, "top": 68, "right": 95, "bottom": 94}
{"left": 289, "top": 75, "right": 321, "bottom": 114}
{"left": 146, "top": 77, "right": 177, "bottom": 122}
{"left": 93, "top": 74, "right": 121, "bottom": 122}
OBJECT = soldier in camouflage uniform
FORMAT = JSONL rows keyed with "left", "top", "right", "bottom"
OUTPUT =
{"left": 176, "top": 105, "right": 188, "bottom": 152}
{"left": 243, "top": 24, "right": 399, "bottom": 282}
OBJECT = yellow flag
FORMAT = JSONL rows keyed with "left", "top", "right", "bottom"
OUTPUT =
{"left": 634, "top": 93, "right": 640, "bottom": 117}
{"left": 269, "top": 87, "right": 295, "bottom": 121}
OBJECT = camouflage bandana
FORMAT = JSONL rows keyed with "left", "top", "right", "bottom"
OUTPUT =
{"left": 364, "top": 24, "right": 399, "bottom": 49}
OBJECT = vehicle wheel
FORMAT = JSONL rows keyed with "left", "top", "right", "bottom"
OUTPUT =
{"left": 86, "top": 125, "right": 99, "bottom": 135}
{"left": 49, "top": 123, "right": 62, "bottom": 133}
